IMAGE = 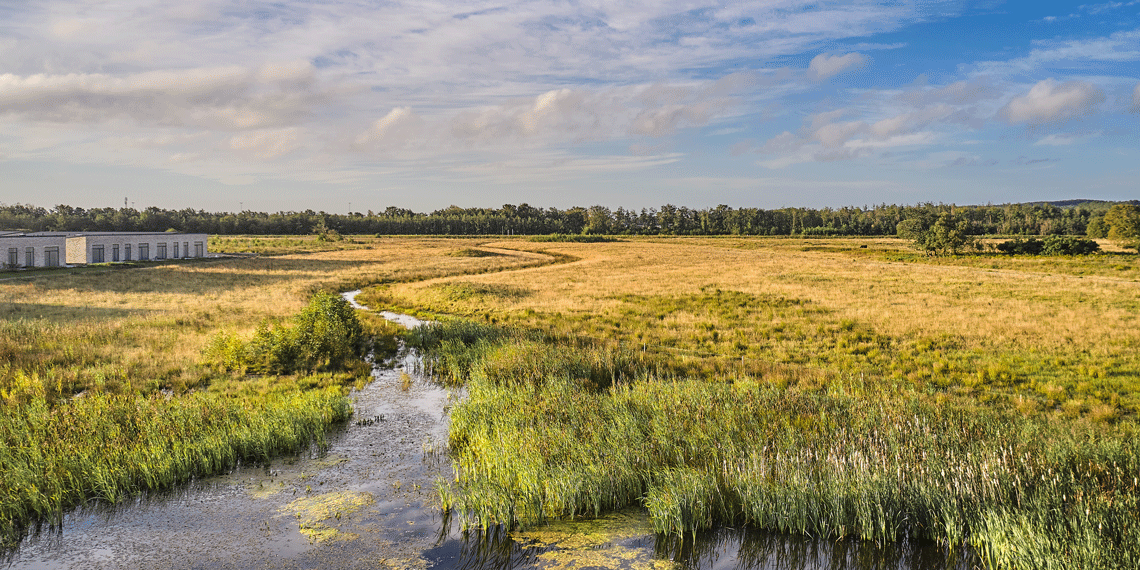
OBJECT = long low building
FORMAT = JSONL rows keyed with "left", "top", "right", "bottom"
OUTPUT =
{"left": 1, "top": 231, "right": 209, "bottom": 268}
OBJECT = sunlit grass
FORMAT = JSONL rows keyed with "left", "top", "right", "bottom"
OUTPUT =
{"left": 377, "top": 236, "right": 1140, "bottom": 418}
{"left": 0, "top": 237, "right": 560, "bottom": 547}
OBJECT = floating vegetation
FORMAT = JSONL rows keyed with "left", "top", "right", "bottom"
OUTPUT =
{"left": 283, "top": 490, "right": 375, "bottom": 543}
{"left": 514, "top": 509, "right": 672, "bottom": 570}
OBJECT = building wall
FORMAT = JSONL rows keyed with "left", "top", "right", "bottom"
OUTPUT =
{"left": 0, "top": 235, "right": 68, "bottom": 268}
{"left": 66, "top": 233, "right": 209, "bottom": 264}
{"left": 2, "top": 233, "right": 209, "bottom": 267}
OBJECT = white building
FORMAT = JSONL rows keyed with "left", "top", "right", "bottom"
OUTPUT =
{"left": 0, "top": 232, "right": 209, "bottom": 268}
{"left": 1, "top": 233, "right": 67, "bottom": 268}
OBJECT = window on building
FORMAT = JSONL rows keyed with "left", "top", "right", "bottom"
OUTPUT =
{"left": 7, "top": 248, "right": 17, "bottom": 268}
{"left": 183, "top": 242, "right": 189, "bottom": 257}
{"left": 112, "top": 244, "right": 120, "bottom": 262}
{"left": 25, "top": 247, "right": 33, "bottom": 267}
{"left": 92, "top": 245, "right": 105, "bottom": 263}
{"left": 44, "top": 246, "right": 60, "bottom": 267}
{"left": 156, "top": 243, "right": 167, "bottom": 259}
{"left": 194, "top": 242, "right": 204, "bottom": 257}
{"left": 124, "top": 244, "right": 132, "bottom": 261}
{"left": 173, "top": 242, "right": 179, "bottom": 258}
{"left": 139, "top": 243, "right": 149, "bottom": 261}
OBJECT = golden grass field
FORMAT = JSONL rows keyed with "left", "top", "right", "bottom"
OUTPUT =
{"left": 363, "top": 236, "right": 1140, "bottom": 419}
{"left": 1, "top": 236, "right": 556, "bottom": 397}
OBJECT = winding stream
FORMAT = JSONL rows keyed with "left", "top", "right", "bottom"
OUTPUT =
{"left": 3, "top": 292, "right": 976, "bottom": 570}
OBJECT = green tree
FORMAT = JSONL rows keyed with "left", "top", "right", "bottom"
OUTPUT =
{"left": 898, "top": 212, "right": 974, "bottom": 255}
{"left": 1103, "top": 204, "right": 1140, "bottom": 250}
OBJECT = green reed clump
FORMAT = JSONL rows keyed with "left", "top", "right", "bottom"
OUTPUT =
{"left": 0, "top": 381, "right": 350, "bottom": 549}
{"left": 405, "top": 319, "right": 643, "bottom": 389}
{"left": 431, "top": 319, "right": 1140, "bottom": 569}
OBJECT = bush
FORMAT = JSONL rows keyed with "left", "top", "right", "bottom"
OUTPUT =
{"left": 205, "top": 291, "right": 365, "bottom": 374}
{"left": 997, "top": 236, "right": 1100, "bottom": 256}
{"left": 996, "top": 238, "right": 1044, "bottom": 255}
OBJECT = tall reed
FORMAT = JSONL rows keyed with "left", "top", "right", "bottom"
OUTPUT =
{"left": 0, "top": 379, "right": 350, "bottom": 548}
{"left": 425, "top": 319, "right": 1140, "bottom": 570}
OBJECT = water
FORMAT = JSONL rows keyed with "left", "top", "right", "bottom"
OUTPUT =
{"left": 2, "top": 293, "right": 977, "bottom": 569}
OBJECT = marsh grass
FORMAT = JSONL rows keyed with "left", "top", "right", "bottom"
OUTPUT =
{"left": 382, "top": 237, "right": 1140, "bottom": 419}
{"left": 0, "top": 237, "right": 561, "bottom": 548}
{"left": 419, "top": 319, "right": 1140, "bottom": 569}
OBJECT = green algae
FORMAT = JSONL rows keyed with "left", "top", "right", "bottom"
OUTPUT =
{"left": 283, "top": 490, "right": 374, "bottom": 543}
{"left": 514, "top": 509, "right": 675, "bottom": 570}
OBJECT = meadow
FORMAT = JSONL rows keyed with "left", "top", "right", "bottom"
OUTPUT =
{"left": 357, "top": 235, "right": 1140, "bottom": 569}
{"left": 3, "top": 234, "right": 1138, "bottom": 568}
{"left": 0, "top": 236, "right": 556, "bottom": 548}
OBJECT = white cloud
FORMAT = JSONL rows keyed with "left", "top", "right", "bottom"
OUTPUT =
{"left": 808, "top": 52, "right": 867, "bottom": 79}
{"left": 0, "top": 65, "right": 330, "bottom": 129}
{"left": 229, "top": 128, "right": 300, "bottom": 160}
{"left": 1035, "top": 133, "right": 1079, "bottom": 146}
{"left": 998, "top": 79, "right": 1105, "bottom": 124}
{"left": 354, "top": 107, "right": 423, "bottom": 148}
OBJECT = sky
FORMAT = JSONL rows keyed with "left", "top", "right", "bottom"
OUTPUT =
{"left": 0, "top": 1, "right": 1138, "bottom": 213}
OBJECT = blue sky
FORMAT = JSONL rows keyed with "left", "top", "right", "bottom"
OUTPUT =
{"left": 0, "top": 1, "right": 1137, "bottom": 213}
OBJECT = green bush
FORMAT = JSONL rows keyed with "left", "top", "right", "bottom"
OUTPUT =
{"left": 205, "top": 291, "right": 365, "bottom": 374}
{"left": 997, "top": 236, "right": 1100, "bottom": 256}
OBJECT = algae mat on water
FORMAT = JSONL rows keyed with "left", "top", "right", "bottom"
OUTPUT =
{"left": 514, "top": 509, "right": 675, "bottom": 570}
{"left": 283, "top": 490, "right": 376, "bottom": 543}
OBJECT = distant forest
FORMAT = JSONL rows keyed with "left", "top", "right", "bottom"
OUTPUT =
{"left": 1, "top": 200, "right": 1135, "bottom": 237}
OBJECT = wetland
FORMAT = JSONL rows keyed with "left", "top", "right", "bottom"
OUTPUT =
{"left": 3, "top": 235, "right": 1139, "bottom": 569}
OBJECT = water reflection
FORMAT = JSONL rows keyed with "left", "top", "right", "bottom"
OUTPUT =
{"left": 426, "top": 512, "right": 978, "bottom": 570}
{"left": 657, "top": 527, "right": 976, "bottom": 570}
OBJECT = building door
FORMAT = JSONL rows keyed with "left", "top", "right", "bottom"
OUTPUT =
{"left": 25, "top": 247, "right": 33, "bottom": 267}
{"left": 7, "top": 248, "right": 16, "bottom": 268}
{"left": 195, "top": 242, "right": 204, "bottom": 257}
{"left": 112, "top": 244, "right": 120, "bottom": 262}
{"left": 92, "top": 245, "right": 105, "bottom": 263}
{"left": 139, "top": 243, "right": 149, "bottom": 260}
{"left": 44, "top": 247, "right": 59, "bottom": 267}
{"left": 125, "top": 244, "right": 131, "bottom": 261}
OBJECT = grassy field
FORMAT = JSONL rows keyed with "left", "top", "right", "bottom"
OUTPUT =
{"left": 364, "top": 236, "right": 1140, "bottom": 418}
{"left": 3, "top": 234, "right": 1138, "bottom": 567}
{"left": 356, "top": 235, "right": 1139, "bottom": 569}
{"left": 0, "top": 236, "right": 557, "bottom": 548}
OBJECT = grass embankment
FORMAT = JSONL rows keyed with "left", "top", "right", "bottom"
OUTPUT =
{"left": 353, "top": 236, "right": 1140, "bottom": 569}
{"left": 0, "top": 238, "right": 559, "bottom": 549}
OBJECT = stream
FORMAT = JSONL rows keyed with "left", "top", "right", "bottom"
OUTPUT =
{"left": 3, "top": 291, "right": 977, "bottom": 570}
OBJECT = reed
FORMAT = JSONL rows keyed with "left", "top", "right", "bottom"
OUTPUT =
{"left": 420, "top": 318, "right": 1140, "bottom": 569}
{"left": 0, "top": 237, "right": 558, "bottom": 549}
{"left": 0, "top": 383, "right": 350, "bottom": 548}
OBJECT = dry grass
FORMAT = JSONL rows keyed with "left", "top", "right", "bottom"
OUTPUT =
{"left": 0, "top": 238, "right": 556, "bottom": 398}
{"left": 369, "top": 236, "right": 1140, "bottom": 417}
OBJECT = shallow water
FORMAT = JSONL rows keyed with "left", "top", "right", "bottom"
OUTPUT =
{"left": 3, "top": 297, "right": 977, "bottom": 569}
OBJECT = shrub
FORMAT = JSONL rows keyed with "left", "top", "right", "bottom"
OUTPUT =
{"left": 997, "top": 236, "right": 1100, "bottom": 256}
{"left": 205, "top": 291, "right": 365, "bottom": 374}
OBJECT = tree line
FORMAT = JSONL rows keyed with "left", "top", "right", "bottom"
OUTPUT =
{"left": 0, "top": 200, "right": 1135, "bottom": 239}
